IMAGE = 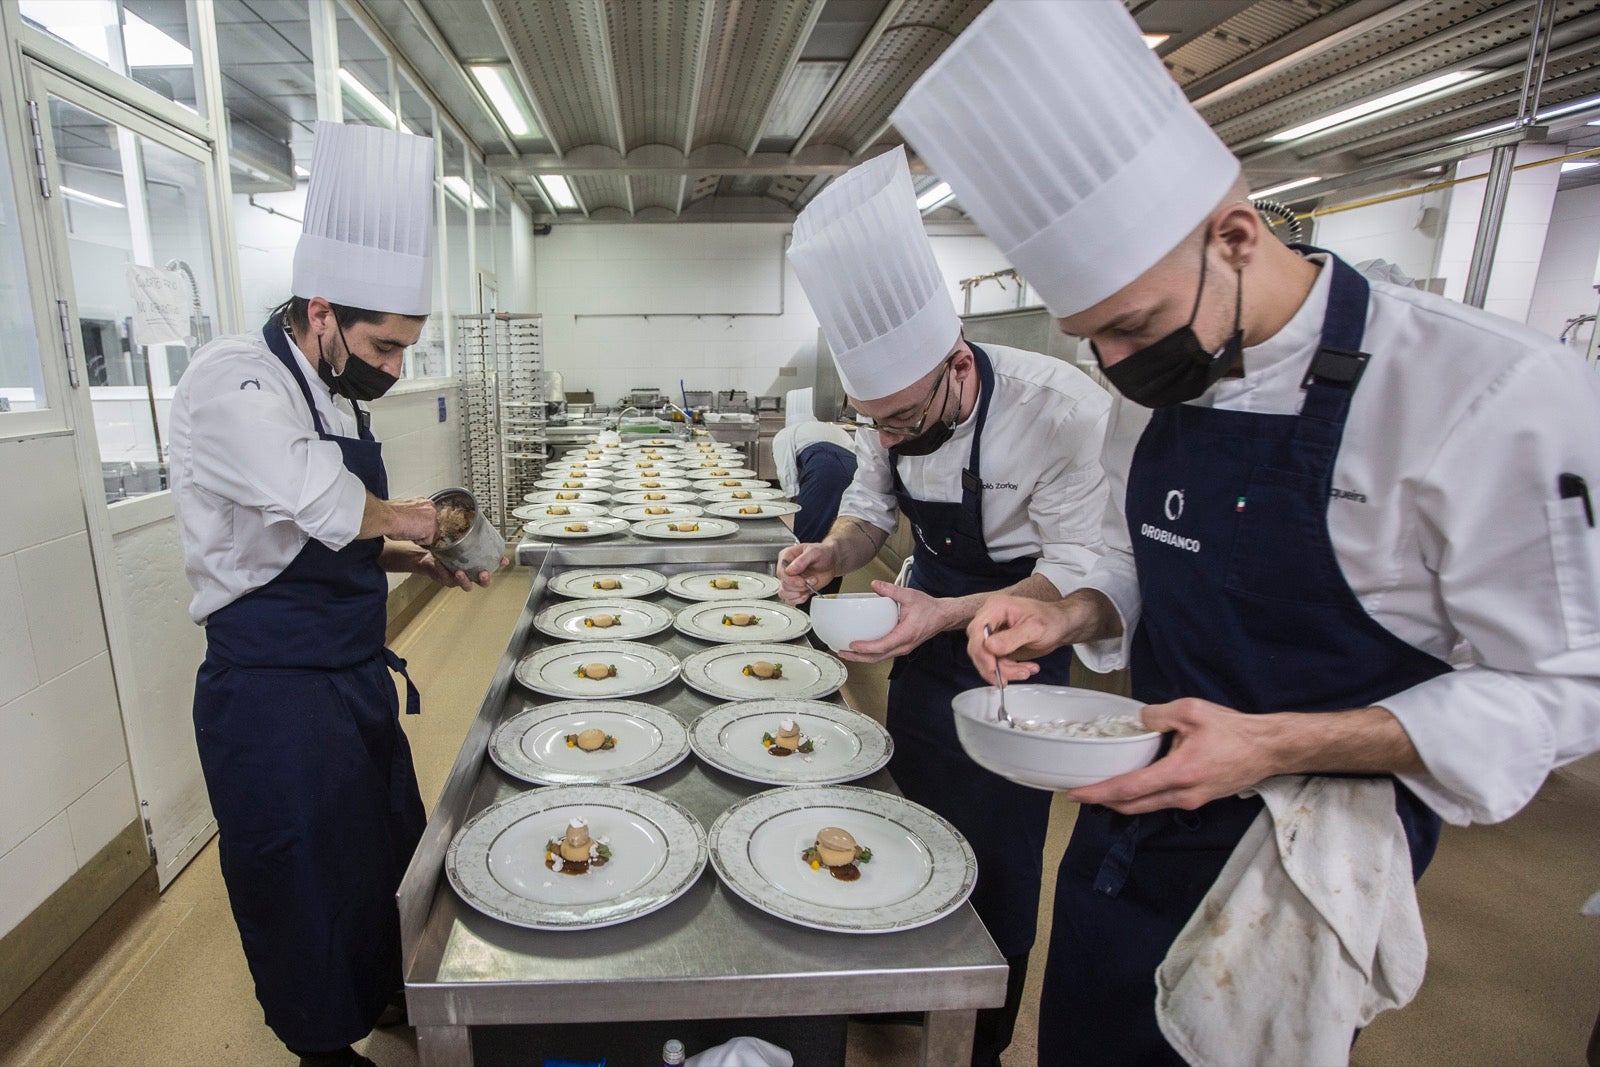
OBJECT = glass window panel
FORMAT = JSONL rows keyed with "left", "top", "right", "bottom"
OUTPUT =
{"left": 399, "top": 71, "right": 434, "bottom": 140}
{"left": 0, "top": 112, "right": 48, "bottom": 415}
{"left": 19, "top": 1, "right": 205, "bottom": 116}
{"left": 494, "top": 189, "right": 515, "bottom": 312}
{"left": 474, "top": 174, "right": 494, "bottom": 282}
{"left": 336, "top": 4, "right": 394, "bottom": 130}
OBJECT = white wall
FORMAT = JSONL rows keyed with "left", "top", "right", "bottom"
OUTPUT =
{"left": 1308, "top": 181, "right": 1450, "bottom": 283}
{"left": 0, "top": 434, "right": 137, "bottom": 939}
{"left": 1436, "top": 145, "right": 1565, "bottom": 323}
{"left": 1526, "top": 181, "right": 1600, "bottom": 345}
{"left": 532, "top": 222, "right": 1013, "bottom": 403}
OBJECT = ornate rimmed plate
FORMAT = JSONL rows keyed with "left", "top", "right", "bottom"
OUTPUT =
{"left": 612, "top": 489, "right": 699, "bottom": 505}
{"left": 702, "top": 500, "right": 801, "bottom": 521}
{"left": 680, "top": 642, "right": 846, "bottom": 701}
{"left": 692, "top": 478, "right": 773, "bottom": 491}
{"left": 534, "top": 477, "right": 612, "bottom": 491}
{"left": 665, "top": 570, "right": 781, "bottom": 602}
{"left": 608, "top": 503, "right": 705, "bottom": 522}
{"left": 708, "top": 785, "right": 975, "bottom": 934}
{"left": 610, "top": 478, "right": 693, "bottom": 492}
{"left": 523, "top": 517, "right": 631, "bottom": 541}
{"left": 533, "top": 598, "right": 673, "bottom": 642}
{"left": 514, "top": 641, "right": 680, "bottom": 699}
{"left": 690, "top": 700, "right": 892, "bottom": 786}
{"left": 700, "top": 488, "right": 788, "bottom": 504}
{"left": 630, "top": 517, "right": 740, "bottom": 540}
{"left": 548, "top": 568, "right": 668, "bottom": 599}
{"left": 525, "top": 489, "right": 611, "bottom": 505}
{"left": 446, "top": 784, "right": 707, "bottom": 931}
{"left": 490, "top": 700, "right": 690, "bottom": 785}
{"left": 674, "top": 600, "right": 811, "bottom": 644}
{"left": 687, "top": 463, "right": 758, "bottom": 475}
{"left": 513, "top": 502, "right": 609, "bottom": 521}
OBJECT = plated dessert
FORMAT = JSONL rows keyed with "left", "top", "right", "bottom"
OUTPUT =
{"left": 565, "top": 728, "right": 617, "bottom": 751}
{"left": 803, "top": 826, "right": 872, "bottom": 882}
{"left": 762, "top": 717, "right": 812, "bottom": 756}
{"left": 545, "top": 817, "right": 612, "bottom": 875}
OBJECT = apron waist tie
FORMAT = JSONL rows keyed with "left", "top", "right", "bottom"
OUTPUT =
{"left": 382, "top": 648, "right": 421, "bottom": 716}
{"left": 1094, "top": 813, "right": 1142, "bottom": 897}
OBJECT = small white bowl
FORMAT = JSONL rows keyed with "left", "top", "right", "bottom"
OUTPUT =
{"left": 950, "top": 685, "right": 1161, "bottom": 791}
{"left": 809, "top": 592, "right": 899, "bottom": 651}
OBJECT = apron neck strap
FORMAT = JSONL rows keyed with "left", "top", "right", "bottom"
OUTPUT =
{"left": 1287, "top": 248, "right": 1373, "bottom": 428}
{"left": 263, "top": 319, "right": 329, "bottom": 437}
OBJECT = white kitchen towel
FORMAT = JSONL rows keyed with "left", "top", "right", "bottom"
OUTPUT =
{"left": 683, "top": 1036, "right": 793, "bottom": 1067}
{"left": 1155, "top": 776, "right": 1427, "bottom": 1067}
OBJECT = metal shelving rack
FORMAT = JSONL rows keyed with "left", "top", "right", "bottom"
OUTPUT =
{"left": 456, "top": 313, "right": 545, "bottom": 536}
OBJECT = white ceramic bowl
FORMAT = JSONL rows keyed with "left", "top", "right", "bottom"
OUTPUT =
{"left": 950, "top": 685, "right": 1161, "bottom": 791}
{"left": 808, "top": 593, "right": 899, "bottom": 651}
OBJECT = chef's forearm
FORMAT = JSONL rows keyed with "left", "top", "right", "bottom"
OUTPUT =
{"left": 939, "top": 573, "right": 1064, "bottom": 632}
{"left": 1267, "top": 705, "right": 1424, "bottom": 777}
{"left": 822, "top": 516, "right": 888, "bottom": 575}
{"left": 379, "top": 538, "right": 426, "bottom": 573}
{"left": 358, "top": 493, "right": 398, "bottom": 540}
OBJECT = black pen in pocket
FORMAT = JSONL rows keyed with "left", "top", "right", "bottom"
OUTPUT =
{"left": 1559, "top": 473, "right": 1594, "bottom": 528}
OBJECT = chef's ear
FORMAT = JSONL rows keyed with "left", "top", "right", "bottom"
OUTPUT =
{"left": 1210, "top": 198, "right": 1261, "bottom": 275}
{"left": 949, "top": 338, "right": 975, "bottom": 380}
{"left": 305, "top": 296, "right": 336, "bottom": 338}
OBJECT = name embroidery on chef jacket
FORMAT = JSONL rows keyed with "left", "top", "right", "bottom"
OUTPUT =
{"left": 1139, "top": 487, "right": 1203, "bottom": 553}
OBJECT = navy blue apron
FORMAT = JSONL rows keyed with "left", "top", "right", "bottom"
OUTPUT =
{"left": 192, "top": 323, "right": 426, "bottom": 1053}
{"left": 1038, "top": 254, "right": 1451, "bottom": 1066}
{"left": 886, "top": 343, "right": 1075, "bottom": 960}
{"left": 794, "top": 440, "right": 857, "bottom": 545}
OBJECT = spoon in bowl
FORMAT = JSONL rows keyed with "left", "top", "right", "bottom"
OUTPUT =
{"left": 982, "top": 625, "right": 1013, "bottom": 727}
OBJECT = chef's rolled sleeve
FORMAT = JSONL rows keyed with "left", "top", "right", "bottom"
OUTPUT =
{"left": 1027, "top": 403, "right": 1109, "bottom": 595}
{"left": 836, "top": 428, "right": 900, "bottom": 536}
{"left": 186, "top": 385, "right": 367, "bottom": 550}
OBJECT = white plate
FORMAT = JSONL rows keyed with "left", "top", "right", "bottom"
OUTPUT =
{"left": 702, "top": 500, "right": 801, "bottom": 520}
{"left": 699, "top": 488, "right": 789, "bottom": 504}
{"left": 534, "top": 477, "right": 612, "bottom": 491}
{"left": 447, "top": 784, "right": 706, "bottom": 931}
{"left": 612, "top": 490, "right": 699, "bottom": 505}
{"left": 630, "top": 517, "right": 740, "bottom": 540}
{"left": 525, "top": 490, "right": 611, "bottom": 505}
{"left": 523, "top": 517, "right": 631, "bottom": 541}
{"left": 708, "top": 785, "right": 975, "bottom": 934}
{"left": 608, "top": 503, "right": 706, "bottom": 522}
{"left": 665, "top": 570, "right": 781, "bottom": 602}
{"left": 548, "top": 568, "right": 668, "bottom": 599}
{"left": 691, "top": 700, "right": 892, "bottom": 786}
{"left": 515, "top": 642, "right": 680, "bottom": 699}
{"left": 552, "top": 460, "right": 612, "bottom": 471}
{"left": 687, "top": 465, "right": 758, "bottom": 477}
{"left": 512, "top": 502, "right": 609, "bottom": 521}
{"left": 490, "top": 700, "right": 690, "bottom": 785}
{"left": 692, "top": 478, "right": 773, "bottom": 490}
{"left": 674, "top": 600, "right": 811, "bottom": 644}
{"left": 680, "top": 642, "right": 846, "bottom": 701}
{"left": 610, "top": 478, "right": 693, "bottom": 492}
{"left": 533, "top": 598, "right": 673, "bottom": 642}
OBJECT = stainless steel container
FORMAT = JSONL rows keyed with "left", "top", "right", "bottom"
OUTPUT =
{"left": 429, "top": 487, "right": 505, "bottom": 577}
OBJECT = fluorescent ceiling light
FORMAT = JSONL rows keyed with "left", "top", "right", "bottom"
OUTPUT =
{"left": 539, "top": 175, "right": 579, "bottom": 211}
{"left": 61, "top": 185, "right": 124, "bottom": 209}
{"left": 1539, "top": 92, "right": 1600, "bottom": 121}
{"left": 1141, "top": 33, "right": 1170, "bottom": 49}
{"left": 339, "top": 68, "right": 410, "bottom": 132}
{"left": 1266, "top": 70, "right": 1484, "bottom": 144}
{"left": 1561, "top": 160, "right": 1598, "bottom": 173}
{"left": 470, "top": 65, "right": 537, "bottom": 138}
{"left": 294, "top": 164, "right": 309, "bottom": 179}
{"left": 1250, "top": 176, "right": 1322, "bottom": 200}
{"left": 443, "top": 175, "right": 488, "bottom": 210}
{"left": 761, "top": 61, "right": 845, "bottom": 140}
{"left": 123, "top": 11, "right": 191, "bottom": 67}
{"left": 916, "top": 181, "right": 954, "bottom": 213}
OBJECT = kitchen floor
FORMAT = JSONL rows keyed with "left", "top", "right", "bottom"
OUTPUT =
{"left": 2, "top": 564, "right": 1597, "bottom": 1067}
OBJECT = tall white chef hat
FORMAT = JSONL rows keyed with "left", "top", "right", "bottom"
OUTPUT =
{"left": 787, "top": 146, "right": 959, "bottom": 402}
{"left": 292, "top": 121, "right": 436, "bottom": 316}
{"left": 892, "top": 0, "right": 1241, "bottom": 319}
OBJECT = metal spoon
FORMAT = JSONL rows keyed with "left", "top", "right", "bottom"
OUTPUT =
{"left": 983, "top": 625, "right": 1013, "bottom": 727}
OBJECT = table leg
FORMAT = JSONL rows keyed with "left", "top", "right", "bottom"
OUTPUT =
{"left": 417, "top": 1024, "right": 473, "bottom": 1067}
{"left": 921, "top": 1009, "right": 976, "bottom": 1067}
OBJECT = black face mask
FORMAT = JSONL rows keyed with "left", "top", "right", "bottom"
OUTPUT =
{"left": 1095, "top": 240, "right": 1243, "bottom": 409}
{"left": 317, "top": 318, "right": 398, "bottom": 402}
{"left": 888, "top": 374, "right": 959, "bottom": 458}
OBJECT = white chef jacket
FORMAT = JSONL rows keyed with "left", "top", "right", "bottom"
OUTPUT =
{"left": 772, "top": 421, "right": 855, "bottom": 498}
{"left": 839, "top": 343, "right": 1110, "bottom": 596}
{"left": 1077, "top": 255, "right": 1600, "bottom": 826}
{"left": 169, "top": 330, "right": 369, "bottom": 623}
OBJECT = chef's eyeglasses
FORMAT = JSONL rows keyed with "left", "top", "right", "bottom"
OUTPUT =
{"left": 864, "top": 356, "right": 955, "bottom": 437}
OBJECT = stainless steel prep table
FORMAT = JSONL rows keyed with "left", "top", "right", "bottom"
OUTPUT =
{"left": 399, "top": 523, "right": 1007, "bottom": 1066}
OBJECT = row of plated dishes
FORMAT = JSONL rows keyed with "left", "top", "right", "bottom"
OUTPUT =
{"left": 513, "top": 439, "right": 798, "bottom": 541}
{"left": 444, "top": 562, "right": 979, "bottom": 938}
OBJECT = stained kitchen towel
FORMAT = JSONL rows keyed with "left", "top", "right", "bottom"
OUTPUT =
{"left": 1154, "top": 776, "right": 1427, "bottom": 1067}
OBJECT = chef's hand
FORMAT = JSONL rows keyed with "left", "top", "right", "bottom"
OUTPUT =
{"left": 1066, "top": 699, "right": 1275, "bottom": 814}
{"left": 777, "top": 542, "right": 837, "bottom": 605}
{"left": 388, "top": 497, "right": 440, "bottom": 543}
{"left": 836, "top": 581, "right": 950, "bottom": 663}
{"left": 413, "top": 552, "right": 509, "bottom": 591}
{"left": 966, "top": 596, "right": 1079, "bottom": 682}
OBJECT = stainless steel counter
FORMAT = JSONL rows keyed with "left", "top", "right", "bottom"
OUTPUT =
{"left": 399, "top": 525, "right": 1007, "bottom": 1066}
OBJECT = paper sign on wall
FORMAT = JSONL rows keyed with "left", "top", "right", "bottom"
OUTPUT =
{"left": 126, "top": 264, "right": 191, "bottom": 347}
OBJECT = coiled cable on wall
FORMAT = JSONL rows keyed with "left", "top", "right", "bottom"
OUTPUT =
{"left": 1252, "top": 199, "right": 1304, "bottom": 245}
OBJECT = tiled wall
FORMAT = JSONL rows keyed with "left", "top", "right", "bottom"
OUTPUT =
{"left": 1526, "top": 182, "right": 1600, "bottom": 345}
{"left": 1436, "top": 145, "right": 1564, "bottom": 323}
{"left": 532, "top": 222, "right": 1011, "bottom": 404}
{"left": 0, "top": 434, "right": 136, "bottom": 938}
{"left": 1309, "top": 181, "right": 1451, "bottom": 283}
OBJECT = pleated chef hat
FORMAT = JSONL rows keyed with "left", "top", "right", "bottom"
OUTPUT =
{"left": 292, "top": 122, "right": 436, "bottom": 316}
{"left": 788, "top": 146, "right": 959, "bottom": 401}
{"left": 892, "top": 0, "right": 1241, "bottom": 319}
